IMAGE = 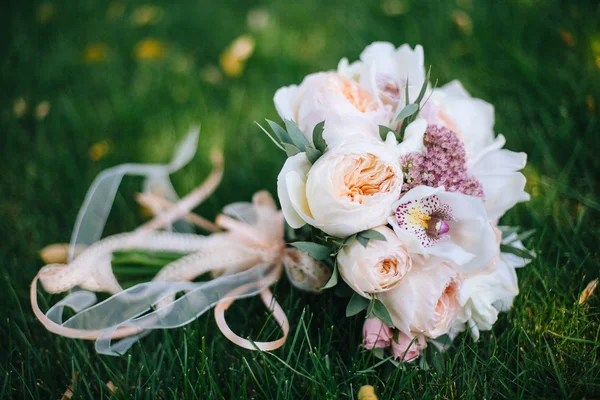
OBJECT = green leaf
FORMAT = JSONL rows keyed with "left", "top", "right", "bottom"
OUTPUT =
{"left": 255, "top": 122, "right": 285, "bottom": 151}
{"left": 500, "top": 226, "right": 519, "bottom": 240}
{"left": 433, "top": 334, "right": 452, "bottom": 346}
{"left": 282, "top": 143, "right": 301, "bottom": 157}
{"left": 342, "top": 233, "right": 357, "bottom": 247}
{"left": 323, "top": 261, "right": 338, "bottom": 289}
{"left": 395, "top": 103, "right": 419, "bottom": 121}
{"left": 414, "top": 65, "right": 431, "bottom": 105}
{"left": 290, "top": 241, "right": 332, "bottom": 260}
{"left": 513, "top": 229, "right": 536, "bottom": 243}
{"left": 358, "top": 229, "right": 387, "bottom": 241}
{"left": 312, "top": 121, "right": 326, "bottom": 152}
{"left": 428, "top": 345, "right": 445, "bottom": 374}
{"left": 305, "top": 146, "right": 322, "bottom": 164}
{"left": 284, "top": 119, "right": 310, "bottom": 151}
{"left": 346, "top": 292, "right": 370, "bottom": 317}
{"left": 404, "top": 76, "right": 410, "bottom": 106}
{"left": 500, "top": 244, "right": 535, "bottom": 259}
{"left": 372, "top": 300, "right": 394, "bottom": 327}
{"left": 357, "top": 235, "right": 369, "bottom": 248}
{"left": 266, "top": 119, "right": 292, "bottom": 144}
{"left": 378, "top": 125, "right": 394, "bottom": 141}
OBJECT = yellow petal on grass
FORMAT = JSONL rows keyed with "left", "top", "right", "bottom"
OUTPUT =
{"left": 134, "top": 39, "right": 167, "bottom": 60}
{"left": 35, "top": 101, "right": 50, "bottom": 120}
{"left": 89, "top": 140, "right": 111, "bottom": 161}
{"left": 13, "top": 97, "right": 27, "bottom": 118}
{"left": 220, "top": 35, "right": 255, "bottom": 78}
{"left": 357, "top": 385, "right": 378, "bottom": 400}
{"left": 579, "top": 279, "right": 598, "bottom": 305}
{"left": 130, "top": 5, "right": 162, "bottom": 26}
{"left": 83, "top": 43, "right": 110, "bottom": 63}
{"left": 452, "top": 10, "right": 472, "bottom": 35}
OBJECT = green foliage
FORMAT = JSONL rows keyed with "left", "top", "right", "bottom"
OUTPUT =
{"left": 2, "top": 0, "right": 600, "bottom": 398}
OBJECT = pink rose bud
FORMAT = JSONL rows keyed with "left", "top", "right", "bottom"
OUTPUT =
{"left": 391, "top": 332, "right": 427, "bottom": 362}
{"left": 363, "top": 318, "right": 392, "bottom": 349}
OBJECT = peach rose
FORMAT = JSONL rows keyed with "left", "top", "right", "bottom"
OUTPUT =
{"left": 337, "top": 226, "right": 411, "bottom": 297}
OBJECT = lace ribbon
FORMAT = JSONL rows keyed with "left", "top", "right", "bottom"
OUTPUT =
{"left": 30, "top": 128, "right": 329, "bottom": 356}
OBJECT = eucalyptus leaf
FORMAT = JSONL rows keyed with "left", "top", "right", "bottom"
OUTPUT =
{"left": 323, "top": 261, "right": 338, "bottom": 289}
{"left": 305, "top": 146, "right": 322, "bottom": 164}
{"left": 513, "top": 229, "right": 536, "bottom": 243}
{"left": 358, "top": 229, "right": 387, "bottom": 241}
{"left": 372, "top": 300, "right": 394, "bottom": 327}
{"left": 282, "top": 143, "right": 301, "bottom": 157}
{"left": 500, "top": 226, "right": 519, "bottom": 240}
{"left": 500, "top": 244, "right": 535, "bottom": 259}
{"left": 343, "top": 233, "right": 357, "bottom": 247}
{"left": 404, "top": 76, "right": 410, "bottom": 106}
{"left": 378, "top": 125, "right": 394, "bottom": 141}
{"left": 415, "top": 66, "right": 431, "bottom": 105}
{"left": 357, "top": 235, "right": 369, "bottom": 248}
{"left": 291, "top": 241, "right": 332, "bottom": 260}
{"left": 284, "top": 119, "right": 310, "bottom": 151}
{"left": 312, "top": 121, "right": 326, "bottom": 153}
{"left": 395, "top": 103, "right": 419, "bottom": 121}
{"left": 255, "top": 122, "right": 285, "bottom": 151}
{"left": 346, "top": 292, "right": 370, "bottom": 317}
{"left": 266, "top": 119, "right": 292, "bottom": 144}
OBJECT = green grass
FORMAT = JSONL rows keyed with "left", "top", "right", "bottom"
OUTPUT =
{"left": 1, "top": 0, "right": 600, "bottom": 398}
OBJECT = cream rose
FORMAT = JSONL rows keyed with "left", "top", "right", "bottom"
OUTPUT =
{"left": 337, "top": 226, "right": 411, "bottom": 297}
{"left": 274, "top": 72, "right": 393, "bottom": 146}
{"left": 378, "top": 259, "right": 462, "bottom": 338}
{"left": 277, "top": 135, "right": 404, "bottom": 238}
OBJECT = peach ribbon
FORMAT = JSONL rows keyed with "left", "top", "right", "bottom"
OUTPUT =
{"left": 30, "top": 145, "right": 302, "bottom": 353}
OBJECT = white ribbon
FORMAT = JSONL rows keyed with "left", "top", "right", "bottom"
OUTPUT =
{"left": 31, "top": 130, "right": 330, "bottom": 356}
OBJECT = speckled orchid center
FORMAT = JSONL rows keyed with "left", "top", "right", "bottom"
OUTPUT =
{"left": 395, "top": 195, "right": 454, "bottom": 247}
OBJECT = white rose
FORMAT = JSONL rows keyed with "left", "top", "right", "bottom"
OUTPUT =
{"left": 338, "top": 42, "right": 427, "bottom": 116}
{"left": 277, "top": 135, "right": 404, "bottom": 238}
{"left": 468, "top": 135, "right": 530, "bottom": 222}
{"left": 337, "top": 226, "right": 412, "bottom": 298}
{"left": 450, "top": 230, "right": 532, "bottom": 340}
{"left": 429, "top": 80, "right": 496, "bottom": 157}
{"left": 274, "top": 72, "right": 392, "bottom": 146}
{"left": 379, "top": 259, "right": 462, "bottom": 338}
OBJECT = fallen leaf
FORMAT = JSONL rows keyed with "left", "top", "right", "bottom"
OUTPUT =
{"left": 220, "top": 35, "right": 255, "bottom": 78}
{"left": 358, "top": 385, "right": 378, "bottom": 400}
{"left": 579, "top": 279, "right": 598, "bottom": 305}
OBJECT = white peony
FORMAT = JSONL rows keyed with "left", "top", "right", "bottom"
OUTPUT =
{"left": 429, "top": 80, "right": 496, "bottom": 157}
{"left": 378, "top": 259, "right": 462, "bottom": 338}
{"left": 450, "top": 232, "right": 531, "bottom": 341}
{"left": 337, "top": 226, "right": 412, "bottom": 298}
{"left": 274, "top": 72, "right": 392, "bottom": 146}
{"left": 277, "top": 134, "right": 405, "bottom": 237}
{"left": 389, "top": 185, "right": 499, "bottom": 273}
{"left": 338, "top": 42, "right": 427, "bottom": 117}
{"left": 468, "top": 135, "right": 530, "bottom": 222}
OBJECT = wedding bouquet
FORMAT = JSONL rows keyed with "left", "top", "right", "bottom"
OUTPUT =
{"left": 261, "top": 42, "right": 533, "bottom": 364}
{"left": 32, "top": 42, "right": 533, "bottom": 367}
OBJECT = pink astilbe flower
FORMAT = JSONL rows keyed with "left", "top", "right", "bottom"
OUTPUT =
{"left": 401, "top": 125, "right": 484, "bottom": 197}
